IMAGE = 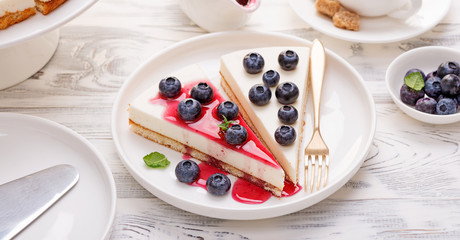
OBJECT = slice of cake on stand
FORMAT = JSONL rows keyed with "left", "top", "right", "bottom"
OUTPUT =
{"left": 0, "top": 0, "right": 36, "bottom": 29}
{"left": 34, "top": 0, "right": 67, "bottom": 15}
{"left": 129, "top": 64, "right": 286, "bottom": 196}
{"left": 220, "top": 47, "right": 310, "bottom": 185}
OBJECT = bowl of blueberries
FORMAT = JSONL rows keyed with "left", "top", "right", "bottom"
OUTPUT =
{"left": 385, "top": 46, "right": 460, "bottom": 124}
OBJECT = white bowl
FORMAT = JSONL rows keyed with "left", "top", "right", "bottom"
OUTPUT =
{"left": 385, "top": 46, "right": 460, "bottom": 125}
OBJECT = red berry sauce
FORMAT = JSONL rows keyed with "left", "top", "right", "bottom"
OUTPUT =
{"left": 236, "top": 0, "right": 257, "bottom": 8}
{"left": 189, "top": 162, "right": 227, "bottom": 189}
{"left": 232, "top": 178, "right": 302, "bottom": 204}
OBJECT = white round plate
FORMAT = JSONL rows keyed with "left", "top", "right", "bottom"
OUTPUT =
{"left": 386, "top": 46, "right": 460, "bottom": 124}
{"left": 0, "top": 0, "right": 98, "bottom": 49}
{"left": 0, "top": 113, "right": 116, "bottom": 239}
{"left": 288, "top": 0, "right": 451, "bottom": 44}
{"left": 112, "top": 31, "right": 376, "bottom": 220}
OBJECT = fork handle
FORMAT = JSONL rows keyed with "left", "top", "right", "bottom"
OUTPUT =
{"left": 309, "top": 39, "right": 326, "bottom": 130}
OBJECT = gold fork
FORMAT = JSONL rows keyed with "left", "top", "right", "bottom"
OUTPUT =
{"left": 304, "top": 39, "right": 329, "bottom": 192}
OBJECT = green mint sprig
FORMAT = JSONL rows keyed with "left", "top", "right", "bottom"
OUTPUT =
{"left": 143, "top": 151, "right": 170, "bottom": 168}
{"left": 218, "top": 115, "right": 239, "bottom": 132}
{"left": 404, "top": 72, "right": 425, "bottom": 91}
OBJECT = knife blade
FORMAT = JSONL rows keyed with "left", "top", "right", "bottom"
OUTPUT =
{"left": 0, "top": 164, "right": 79, "bottom": 240}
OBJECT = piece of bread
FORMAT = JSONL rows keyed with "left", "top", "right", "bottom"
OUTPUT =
{"left": 315, "top": 0, "right": 341, "bottom": 18}
{"left": 34, "top": 0, "right": 67, "bottom": 15}
{"left": 0, "top": 8, "right": 36, "bottom": 30}
{"left": 332, "top": 9, "right": 360, "bottom": 31}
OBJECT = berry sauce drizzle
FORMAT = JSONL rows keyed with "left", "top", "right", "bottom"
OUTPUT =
{"left": 232, "top": 179, "right": 271, "bottom": 204}
{"left": 150, "top": 80, "right": 280, "bottom": 169}
{"left": 189, "top": 162, "right": 227, "bottom": 189}
{"left": 232, "top": 178, "right": 302, "bottom": 204}
{"left": 236, "top": 0, "right": 257, "bottom": 8}
{"left": 188, "top": 162, "right": 301, "bottom": 204}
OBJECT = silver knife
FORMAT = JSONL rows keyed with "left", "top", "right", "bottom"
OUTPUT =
{"left": 0, "top": 164, "right": 79, "bottom": 240}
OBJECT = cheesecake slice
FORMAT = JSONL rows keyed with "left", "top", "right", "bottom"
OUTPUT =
{"left": 0, "top": 0, "right": 36, "bottom": 29}
{"left": 220, "top": 47, "right": 310, "bottom": 185}
{"left": 129, "top": 64, "right": 286, "bottom": 196}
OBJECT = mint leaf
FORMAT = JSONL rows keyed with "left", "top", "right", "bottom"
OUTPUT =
{"left": 218, "top": 115, "right": 239, "bottom": 132}
{"left": 404, "top": 72, "right": 425, "bottom": 91}
{"left": 143, "top": 152, "right": 170, "bottom": 168}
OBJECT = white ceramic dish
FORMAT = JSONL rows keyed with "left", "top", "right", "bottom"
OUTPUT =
{"left": 288, "top": 0, "right": 451, "bottom": 44}
{"left": 112, "top": 31, "right": 376, "bottom": 220}
{"left": 0, "top": 0, "right": 98, "bottom": 49}
{"left": 0, "top": 113, "right": 116, "bottom": 239}
{"left": 385, "top": 46, "right": 460, "bottom": 124}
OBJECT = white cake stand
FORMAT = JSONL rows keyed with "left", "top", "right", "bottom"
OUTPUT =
{"left": 0, "top": 0, "right": 98, "bottom": 90}
{"left": 0, "top": 30, "right": 59, "bottom": 89}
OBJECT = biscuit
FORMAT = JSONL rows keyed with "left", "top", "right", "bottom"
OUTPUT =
{"left": 332, "top": 9, "right": 360, "bottom": 31}
{"left": 315, "top": 0, "right": 341, "bottom": 18}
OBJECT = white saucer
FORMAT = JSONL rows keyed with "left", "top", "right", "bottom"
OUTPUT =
{"left": 289, "top": 0, "right": 451, "bottom": 43}
{"left": 0, "top": 113, "right": 116, "bottom": 240}
{"left": 112, "top": 31, "right": 376, "bottom": 220}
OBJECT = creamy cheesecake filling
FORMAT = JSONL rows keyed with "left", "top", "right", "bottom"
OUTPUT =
{"left": 220, "top": 47, "right": 310, "bottom": 184}
{"left": 0, "top": 0, "right": 35, "bottom": 17}
{"left": 129, "top": 64, "right": 286, "bottom": 194}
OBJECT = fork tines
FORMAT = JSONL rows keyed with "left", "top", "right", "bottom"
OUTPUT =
{"left": 305, "top": 154, "right": 329, "bottom": 192}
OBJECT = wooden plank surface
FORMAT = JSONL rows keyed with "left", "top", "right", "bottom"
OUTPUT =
{"left": 1, "top": 0, "right": 460, "bottom": 239}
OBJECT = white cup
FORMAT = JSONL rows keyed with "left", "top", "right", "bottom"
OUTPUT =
{"left": 179, "top": 0, "right": 261, "bottom": 32}
{"left": 339, "top": 0, "right": 422, "bottom": 19}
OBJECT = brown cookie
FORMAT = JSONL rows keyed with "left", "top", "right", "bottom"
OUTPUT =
{"left": 332, "top": 9, "right": 360, "bottom": 31}
{"left": 315, "top": 0, "right": 341, "bottom": 18}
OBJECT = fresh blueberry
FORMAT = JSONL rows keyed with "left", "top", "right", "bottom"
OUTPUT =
{"left": 248, "top": 84, "right": 271, "bottom": 106}
{"left": 275, "top": 82, "right": 299, "bottom": 104}
{"left": 262, "top": 70, "right": 280, "bottom": 87}
{"left": 426, "top": 71, "right": 438, "bottom": 80}
{"left": 225, "top": 124, "right": 248, "bottom": 145}
{"left": 437, "top": 61, "right": 460, "bottom": 78}
{"left": 424, "top": 76, "right": 442, "bottom": 98}
{"left": 440, "top": 74, "right": 460, "bottom": 97}
{"left": 217, "top": 101, "right": 239, "bottom": 120}
{"left": 278, "top": 50, "right": 299, "bottom": 71}
{"left": 190, "top": 82, "right": 214, "bottom": 104}
{"left": 177, "top": 98, "right": 202, "bottom": 121}
{"left": 278, "top": 105, "right": 298, "bottom": 124}
{"left": 400, "top": 84, "right": 424, "bottom": 106}
{"left": 175, "top": 160, "right": 200, "bottom": 183}
{"left": 415, "top": 97, "right": 437, "bottom": 114}
{"left": 274, "top": 125, "right": 296, "bottom": 146}
{"left": 159, "top": 76, "right": 181, "bottom": 98}
{"left": 456, "top": 94, "right": 460, "bottom": 105}
{"left": 436, "top": 98, "right": 458, "bottom": 115}
{"left": 243, "top": 52, "right": 264, "bottom": 74}
{"left": 206, "top": 173, "right": 231, "bottom": 196}
{"left": 405, "top": 68, "right": 426, "bottom": 82}
{"left": 437, "top": 95, "right": 459, "bottom": 105}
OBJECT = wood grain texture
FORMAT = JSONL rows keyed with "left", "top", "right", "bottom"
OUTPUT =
{"left": 1, "top": 0, "right": 460, "bottom": 239}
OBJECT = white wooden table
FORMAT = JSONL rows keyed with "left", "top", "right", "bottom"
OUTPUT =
{"left": 2, "top": 0, "right": 460, "bottom": 239}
